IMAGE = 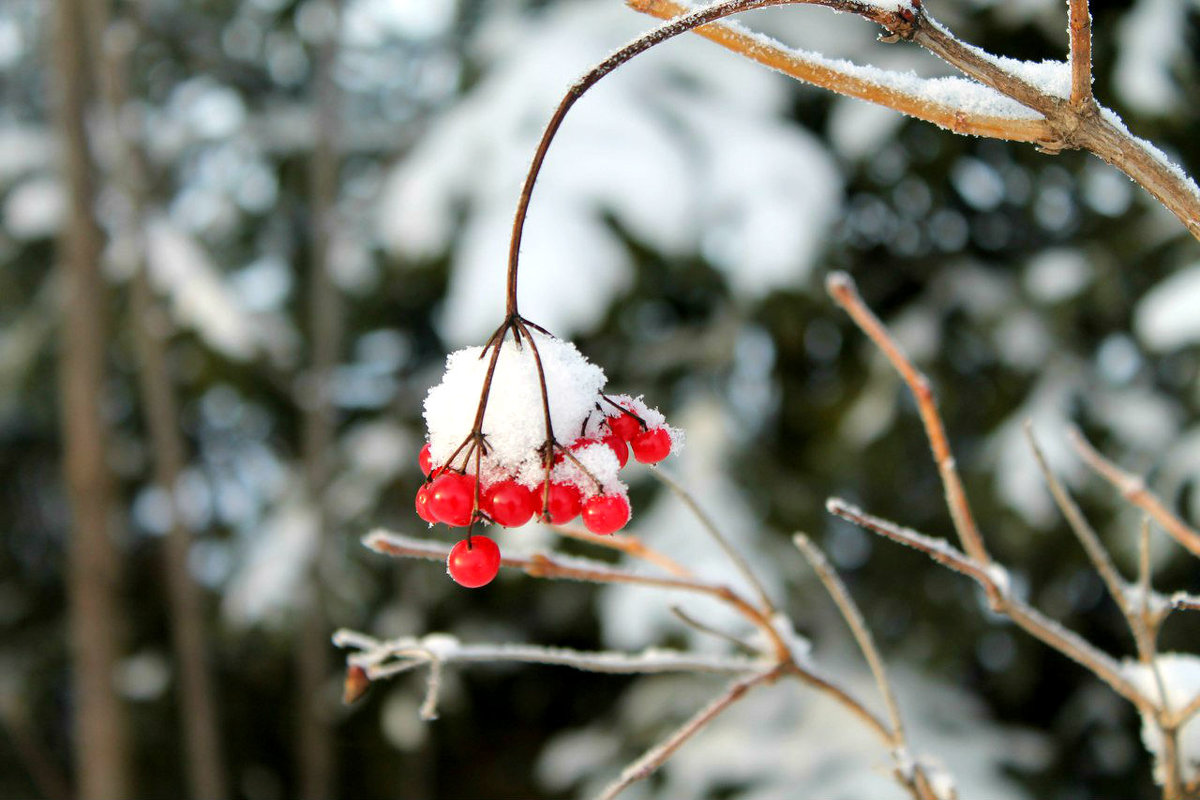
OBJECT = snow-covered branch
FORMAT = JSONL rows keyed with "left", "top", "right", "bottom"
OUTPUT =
{"left": 631, "top": 0, "right": 1200, "bottom": 242}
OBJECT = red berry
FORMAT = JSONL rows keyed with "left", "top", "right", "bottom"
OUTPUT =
{"left": 482, "top": 480, "right": 536, "bottom": 528}
{"left": 415, "top": 483, "right": 438, "bottom": 524}
{"left": 601, "top": 433, "right": 629, "bottom": 467}
{"left": 418, "top": 443, "right": 433, "bottom": 476}
{"left": 606, "top": 412, "right": 642, "bottom": 442}
{"left": 631, "top": 428, "right": 672, "bottom": 464}
{"left": 428, "top": 472, "right": 477, "bottom": 526}
{"left": 582, "top": 494, "right": 631, "bottom": 535}
{"left": 447, "top": 536, "right": 501, "bottom": 588}
{"left": 536, "top": 482, "right": 583, "bottom": 524}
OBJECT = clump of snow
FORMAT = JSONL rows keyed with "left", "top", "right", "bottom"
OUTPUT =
{"left": 1123, "top": 653, "right": 1200, "bottom": 785}
{"left": 424, "top": 330, "right": 606, "bottom": 479}
{"left": 1115, "top": 0, "right": 1185, "bottom": 115}
{"left": 423, "top": 331, "right": 679, "bottom": 497}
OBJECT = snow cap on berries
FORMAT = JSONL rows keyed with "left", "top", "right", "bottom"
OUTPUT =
{"left": 424, "top": 329, "right": 606, "bottom": 482}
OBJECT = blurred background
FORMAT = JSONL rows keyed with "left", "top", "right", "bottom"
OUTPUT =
{"left": 2, "top": 0, "right": 1200, "bottom": 797}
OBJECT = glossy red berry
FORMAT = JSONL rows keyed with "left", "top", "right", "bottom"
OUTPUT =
{"left": 427, "top": 472, "right": 477, "bottom": 526}
{"left": 601, "top": 433, "right": 629, "bottom": 467}
{"left": 482, "top": 480, "right": 536, "bottom": 527}
{"left": 581, "top": 494, "right": 631, "bottom": 535}
{"left": 418, "top": 443, "right": 433, "bottom": 476}
{"left": 537, "top": 482, "right": 583, "bottom": 524}
{"left": 415, "top": 483, "right": 438, "bottom": 524}
{"left": 606, "top": 412, "right": 642, "bottom": 442}
{"left": 447, "top": 536, "right": 501, "bottom": 588}
{"left": 630, "top": 427, "right": 672, "bottom": 464}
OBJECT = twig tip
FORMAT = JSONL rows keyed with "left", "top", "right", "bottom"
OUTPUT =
{"left": 825, "top": 271, "right": 856, "bottom": 298}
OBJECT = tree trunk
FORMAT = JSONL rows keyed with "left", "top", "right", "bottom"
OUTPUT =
{"left": 297, "top": 4, "right": 343, "bottom": 797}
{"left": 51, "top": 0, "right": 131, "bottom": 796}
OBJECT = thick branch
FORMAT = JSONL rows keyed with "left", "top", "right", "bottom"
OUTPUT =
{"left": 631, "top": 0, "right": 1050, "bottom": 143}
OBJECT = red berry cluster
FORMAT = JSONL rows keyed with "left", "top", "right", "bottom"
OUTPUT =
{"left": 416, "top": 396, "right": 676, "bottom": 589}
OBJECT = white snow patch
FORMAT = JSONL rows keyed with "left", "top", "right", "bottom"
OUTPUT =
{"left": 1124, "top": 653, "right": 1200, "bottom": 785}
{"left": 3, "top": 177, "right": 64, "bottom": 239}
{"left": 1023, "top": 248, "right": 1093, "bottom": 304}
{"left": 1135, "top": 265, "right": 1200, "bottom": 351}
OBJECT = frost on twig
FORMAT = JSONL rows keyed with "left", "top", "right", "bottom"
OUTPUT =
{"left": 632, "top": 0, "right": 1200, "bottom": 240}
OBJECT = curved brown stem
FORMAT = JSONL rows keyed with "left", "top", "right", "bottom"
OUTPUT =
{"left": 504, "top": 0, "right": 913, "bottom": 317}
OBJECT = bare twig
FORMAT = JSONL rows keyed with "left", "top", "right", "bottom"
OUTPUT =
{"left": 1069, "top": 428, "right": 1200, "bottom": 559}
{"left": 336, "top": 631, "right": 768, "bottom": 678}
{"left": 1067, "top": 0, "right": 1093, "bottom": 109}
{"left": 652, "top": 468, "right": 777, "bottom": 615}
{"left": 551, "top": 524, "right": 692, "bottom": 577}
{"left": 826, "top": 272, "right": 991, "bottom": 569}
{"left": 793, "top": 533, "right": 905, "bottom": 743}
{"left": 670, "top": 606, "right": 758, "bottom": 652}
{"left": 827, "top": 499, "right": 1152, "bottom": 712}
{"left": 595, "top": 666, "right": 786, "bottom": 800}
{"left": 1024, "top": 424, "right": 1129, "bottom": 616}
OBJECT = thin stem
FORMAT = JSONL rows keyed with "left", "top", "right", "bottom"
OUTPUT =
{"left": 552, "top": 524, "right": 692, "bottom": 577}
{"left": 1024, "top": 424, "right": 1130, "bottom": 618}
{"left": 595, "top": 666, "right": 786, "bottom": 800}
{"left": 1066, "top": 0, "right": 1093, "bottom": 109}
{"left": 1069, "top": 428, "right": 1200, "bottom": 559}
{"left": 670, "top": 606, "right": 758, "bottom": 652}
{"left": 826, "top": 272, "right": 990, "bottom": 568}
{"left": 652, "top": 467, "right": 777, "bottom": 616}
{"left": 793, "top": 533, "right": 906, "bottom": 745}
{"left": 505, "top": 0, "right": 920, "bottom": 316}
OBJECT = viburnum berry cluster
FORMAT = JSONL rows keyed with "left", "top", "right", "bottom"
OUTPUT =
{"left": 415, "top": 322, "right": 681, "bottom": 588}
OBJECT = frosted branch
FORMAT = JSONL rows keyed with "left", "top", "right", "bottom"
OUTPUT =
{"left": 793, "top": 533, "right": 905, "bottom": 744}
{"left": 1024, "top": 424, "right": 1131, "bottom": 620}
{"left": 826, "top": 272, "right": 991, "bottom": 569}
{"left": 334, "top": 631, "right": 768, "bottom": 678}
{"left": 827, "top": 498, "right": 1151, "bottom": 712}
{"left": 1069, "top": 429, "right": 1200, "bottom": 560}
{"left": 632, "top": 0, "right": 1200, "bottom": 240}
{"left": 629, "top": 0, "right": 1051, "bottom": 143}
{"left": 652, "top": 467, "right": 777, "bottom": 616}
{"left": 595, "top": 666, "right": 785, "bottom": 800}
{"left": 364, "top": 529, "right": 795, "bottom": 661}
